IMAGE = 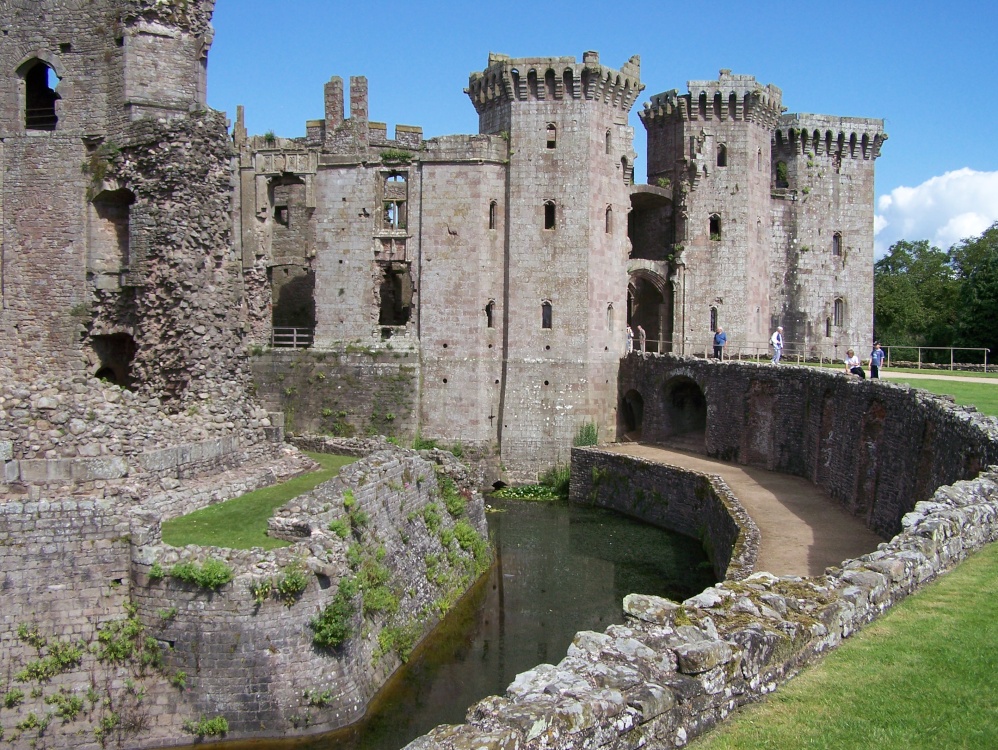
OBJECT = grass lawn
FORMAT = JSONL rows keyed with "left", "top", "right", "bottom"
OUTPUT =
{"left": 161, "top": 452, "right": 357, "bottom": 550}
{"left": 692, "top": 542, "right": 998, "bottom": 750}
{"left": 888, "top": 378, "right": 998, "bottom": 417}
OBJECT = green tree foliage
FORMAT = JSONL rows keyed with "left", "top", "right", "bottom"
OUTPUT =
{"left": 874, "top": 240, "right": 958, "bottom": 348}
{"left": 874, "top": 223, "right": 998, "bottom": 363}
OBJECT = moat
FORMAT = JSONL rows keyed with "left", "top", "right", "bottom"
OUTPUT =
{"left": 213, "top": 497, "right": 714, "bottom": 750}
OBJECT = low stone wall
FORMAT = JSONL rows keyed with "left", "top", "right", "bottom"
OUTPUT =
{"left": 403, "top": 359, "right": 998, "bottom": 750}
{"left": 569, "top": 448, "right": 759, "bottom": 581}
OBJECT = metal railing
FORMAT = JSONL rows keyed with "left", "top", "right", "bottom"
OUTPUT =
{"left": 271, "top": 327, "right": 313, "bottom": 349}
{"left": 629, "top": 338, "right": 991, "bottom": 372}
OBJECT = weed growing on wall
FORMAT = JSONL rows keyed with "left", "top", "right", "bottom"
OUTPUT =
{"left": 310, "top": 577, "right": 359, "bottom": 648}
{"left": 183, "top": 715, "right": 228, "bottom": 737}
{"left": 573, "top": 421, "right": 599, "bottom": 447}
{"left": 169, "top": 557, "right": 234, "bottom": 590}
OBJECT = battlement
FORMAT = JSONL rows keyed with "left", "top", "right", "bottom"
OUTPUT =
{"left": 123, "top": 0, "right": 217, "bottom": 37}
{"left": 775, "top": 113, "right": 887, "bottom": 160}
{"left": 466, "top": 50, "right": 644, "bottom": 116}
{"left": 640, "top": 70, "right": 784, "bottom": 128}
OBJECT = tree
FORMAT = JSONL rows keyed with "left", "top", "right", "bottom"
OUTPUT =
{"left": 952, "top": 223, "right": 998, "bottom": 358}
{"left": 873, "top": 240, "right": 958, "bottom": 348}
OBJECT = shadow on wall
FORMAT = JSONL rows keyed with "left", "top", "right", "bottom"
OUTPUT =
{"left": 663, "top": 376, "right": 706, "bottom": 435}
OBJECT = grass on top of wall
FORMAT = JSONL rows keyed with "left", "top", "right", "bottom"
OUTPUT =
{"left": 691, "top": 541, "right": 998, "bottom": 750}
{"left": 161, "top": 453, "right": 358, "bottom": 550}
{"left": 888, "top": 377, "right": 998, "bottom": 417}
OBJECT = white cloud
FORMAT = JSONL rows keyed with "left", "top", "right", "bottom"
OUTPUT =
{"left": 875, "top": 168, "right": 998, "bottom": 257}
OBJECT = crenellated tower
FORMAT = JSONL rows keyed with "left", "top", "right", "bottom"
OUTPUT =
{"left": 640, "top": 71, "right": 785, "bottom": 352}
{"left": 466, "top": 51, "right": 643, "bottom": 477}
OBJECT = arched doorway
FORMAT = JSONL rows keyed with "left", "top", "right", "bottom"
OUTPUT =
{"left": 620, "top": 389, "right": 644, "bottom": 440}
{"left": 628, "top": 271, "right": 672, "bottom": 353}
{"left": 661, "top": 376, "right": 706, "bottom": 451}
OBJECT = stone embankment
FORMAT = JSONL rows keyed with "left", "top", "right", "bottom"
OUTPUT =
{"left": 404, "top": 359, "right": 998, "bottom": 750}
{"left": 1, "top": 441, "right": 489, "bottom": 748}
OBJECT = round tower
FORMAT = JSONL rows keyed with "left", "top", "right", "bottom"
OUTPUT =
{"left": 466, "top": 51, "right": 643, "bottom": 479}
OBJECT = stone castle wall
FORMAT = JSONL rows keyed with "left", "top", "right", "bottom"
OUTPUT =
{"left": 0, "top": 446, "right": 488, "bottom": 748}
{"left": 403, "top": 359, "right": 998, "bottom": 750}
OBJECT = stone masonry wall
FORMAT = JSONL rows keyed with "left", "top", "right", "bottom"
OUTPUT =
{"left": 569, "top": 448, "right": 759, "bottom": 582}
{"left": 403, "top": 360, "right": 998, "bottom": 750}
{"left": 0, "top": 445, "right": 488, "bottom": 749}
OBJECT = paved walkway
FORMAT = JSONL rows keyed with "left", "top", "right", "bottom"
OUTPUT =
{"left": 603, "top": 443, "right": 884, "bottom": 578}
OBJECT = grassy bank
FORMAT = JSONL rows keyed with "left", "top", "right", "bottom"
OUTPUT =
{"left": 161, "top": 452, "right": 357, "bottom": 550}
{"left": 692, "top": 542, "right": 998, "bottom": 749}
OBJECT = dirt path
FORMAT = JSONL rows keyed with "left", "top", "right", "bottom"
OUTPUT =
{"left": 602, "top": 443, "right": 884, "bottom": 578}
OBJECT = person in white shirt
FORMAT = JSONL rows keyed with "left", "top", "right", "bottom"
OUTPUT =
{"left": 770, "top": 326, "right": 784, "bottom": 364}
{"left": 845, "top": 348, "right": 866, "bottom": 379}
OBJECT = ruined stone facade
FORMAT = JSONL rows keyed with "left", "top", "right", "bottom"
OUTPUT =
{"left": 239, "top": 59, "right": 884, "bottom": 478}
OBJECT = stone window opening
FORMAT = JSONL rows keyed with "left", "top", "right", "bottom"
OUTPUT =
{"left": 544, "top": 201, "right": 556, "bottom": 230}
{"left": 607, "top": 303, "right": 614, "bottom": 331}
{"left": 757, "top": 148, "right": 762, "bottom": 170}
{"left": 717, "top": 143, "right": 727, "bottom": 167}
{"left": 832, "top": 232, "right": 842, "bottom": 256}
{"left": 486, "top": 300, "right": 495, "bottom": 329}
{"left": 710, "top": 306, "right": 718, "bottom": 331}
{"left": 274, "top": 205, "right": 289, "bottom": 227}
{"left": 489, "top": 200, "right": 497, "bottom": 230}
{"left": 378, "top": 262, "right": 413, "bottom": 326}
{"left": 89, "top": 188, "right": 135, "bottom": 274}
{"left": 383, "top": 200, "right": 406, "bottom": 229}
{"left": 605, "top": 129, "right": 612, "bottom": 155}
{"left": 826, "top": 317, "right": 832, "bottom": 337}
{"left": 709, "top": 214, "right": 722, "bottom": 241}
{"left": 775, "top": 160, "right": 789, "bottom": 188}
{"left": 90, "top": 334, "right": 136, "bottom": 390}
{"left": 834, "top": 298, "right": 845, "bottom": 327}
{"left": 23, "top": 59, "right": 60, "bottom": 131}
{"left": 605, "top": 206, "right": 612, "bottom": 234}
{"left": 546, "top": 123, "right": 557, "bottom": 149}
{"left": 541, "top": 300, "right": 553, "bottom": 329}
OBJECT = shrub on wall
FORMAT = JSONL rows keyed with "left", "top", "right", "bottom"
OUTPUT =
{"left": 169, "top": 557, "right": 233, "bottom": 590}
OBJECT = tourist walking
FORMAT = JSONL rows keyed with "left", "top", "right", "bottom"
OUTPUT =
{"left": 713, "top": 326, "right": 727, "bottom": 360}
{"left": 869, "top": 342, "right": 885, "bottom": 378}
{"left": 636, "top": 325, "right": 646, "bottom": 353}
{"left": 845, "top": 348, "right": 866, "bottom": 379}
{"left": 770, "top": 326, "right": 784, "bottom": 364}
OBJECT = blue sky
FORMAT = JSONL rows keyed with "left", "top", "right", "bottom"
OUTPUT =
{"left": 206, "top": 0, "right": 998, "bottom": 256}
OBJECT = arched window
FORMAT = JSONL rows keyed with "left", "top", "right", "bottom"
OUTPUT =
{"left": 544, "top": 200, "right": 556, "bottom": 230}
{"left": 832, "top": 232, "right": 842, "bottom": 256}
{"left": 546, "top": 123, "right": 557, "bottom": 149}
{"left": 605, "top": 129, "right": 612, "bottom": 155}
{"left": 605, "top": 206, "right": 612, "bottom": 234}
{"left": 757, "top": 148, "right": 762, "bottom": 170}
{"left": 541, "top": 301, "right": 553, "bottom": 329}
{"left": 710, "top": 306, "right": 718, "bottom": 331}
{"left": 717, "top": 143, "right": 727, "bottom": 167}
{"left": 485, "top": 300, "right": 495, "bottom": 329}
{"left": 23, "top": 59, "right": 60, "bottom": 131}
{"left": 833, "top": 298, "right": 845, "bottom": 327}
{"left": 607, "top": 303, "right": 614, "bottom": 331}
{"left": 709, "top": 214, "right": 722, "bottom": 241}
{"left": 489, "top": 200, "right": 497, "bottom": 230}
{"left": 825, "top": 317, "right": 832, "bottom": 337}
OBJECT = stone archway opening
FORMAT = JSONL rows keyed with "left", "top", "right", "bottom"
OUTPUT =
{"left": 628, "top": 273, "right": 672, "bottom": 353}
{"left": 661, "top": 376, "right": 706, "bottom": 451}
{"left": 620, "top": 389, "right": 644, "bottom": 441}
{"left": 90, "top": 333, "right": 136, "bottom": 389}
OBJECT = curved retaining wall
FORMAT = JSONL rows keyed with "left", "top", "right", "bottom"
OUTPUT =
{"left": 404, "top": 358, "right": 998, "bottom": 750}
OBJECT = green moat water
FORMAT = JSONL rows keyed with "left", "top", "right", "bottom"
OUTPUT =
{"left": 220, "top": 498, "right": 715, "bottom": 750}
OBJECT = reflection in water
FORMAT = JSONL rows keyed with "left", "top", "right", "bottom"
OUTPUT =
{"left": 206, "top": 499, "right": 715, "bottom": 750}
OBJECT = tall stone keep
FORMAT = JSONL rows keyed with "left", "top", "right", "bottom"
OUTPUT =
{"left": 467, "top": 52, "right": 643, "bottom": 473}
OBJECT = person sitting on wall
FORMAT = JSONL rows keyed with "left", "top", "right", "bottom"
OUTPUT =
{"left": 713, "top": 326, "right": 727, "bottom": 360}
{"left": 845, "top": 348, "right": 866, "bottom": 379}
{"left": 869, "top": 342, "right": 885, "bottom": 378}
